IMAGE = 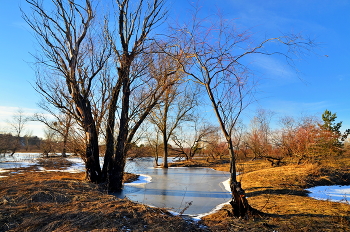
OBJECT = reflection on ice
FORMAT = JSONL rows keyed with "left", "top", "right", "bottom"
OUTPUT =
{"left": 306, "top": 185, "right": 350, "bottom": 204}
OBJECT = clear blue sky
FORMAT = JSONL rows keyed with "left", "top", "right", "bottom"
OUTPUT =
{"left": 0, "top": 0, "right": 349, "bottom": 137}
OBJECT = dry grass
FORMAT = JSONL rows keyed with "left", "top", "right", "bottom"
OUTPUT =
{"left": 1, "top": 156, "right": 350, "bottom": 231}
{"left": 201, "top": 160, "right": 350, "bottom": 231}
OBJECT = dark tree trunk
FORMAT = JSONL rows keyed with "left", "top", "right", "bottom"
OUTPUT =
{"left": 62, "top": 148, "right": 67, "bottom": 158}
{"left": 106, "top": 74, "right": 130, "bottom": 192}
{"left": 228, "top": 139, "right": 250, "bottom": 217}
{"left": 10, "top": 148, "right": 16, "bottom": 156}
{"left": 155, "top": 143, "right": 160, "bottom": 166}
{"left": 79, "top": 101, "right": 101, "bottom": 183}
{"left": 162, "top": 131, "right": 168, "bottom": 168}
{"left": 62, "top": 137, "right": 67, "bottom": 157}
{"left": 102, "top": 82, "right": 122, "bottom": 182}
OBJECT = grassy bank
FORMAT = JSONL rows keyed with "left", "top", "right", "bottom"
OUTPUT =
{"left": 171, "top": 157, "right": 350, "bottom": 231}
{"left": 1, "top": 156, "right": 349, "bottom": 231}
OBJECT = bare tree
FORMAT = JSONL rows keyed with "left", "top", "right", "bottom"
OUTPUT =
{"left": 41, "top": 127, "right": 60, "bottom": 157}
{"left": 24, "top": 0, "right": 176, "bottom": 191}
{"left": 244, "top": 109, "right": 280, "bottom": 165}
{"left": 23, "top": 0, "right": 110, "bottom": 182}
{"left": 101, "top": 0, "right": 178, "bottom": 191}
{"left": 166, "top": 8, "right": 315, "bottom": 217}
{"left": 171, "top": 120, "right": 217, "bottom": 161}
{"left": 8, "top": 109, "right": 28, "bottom": 155}
{"left": 23, "top": 131, "right": 33, "bottom": 152}
{"left": 149, "top": 78, "right": 198, "bottom": 168}
{"left": 33, "top": 109, "right": 74, "bottom": 157}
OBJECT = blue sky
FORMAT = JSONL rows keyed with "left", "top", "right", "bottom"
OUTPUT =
{"left": 0, "top": 0, "right": 349, "bottom": 137}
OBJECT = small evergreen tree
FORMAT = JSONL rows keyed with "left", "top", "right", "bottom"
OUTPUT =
{"left": 317, "top": 110, "right": 349, "bottom": 157}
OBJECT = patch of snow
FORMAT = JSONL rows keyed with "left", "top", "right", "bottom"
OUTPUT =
{"left": 0, "top": 160, "right": 38, "bottom": 177}
{"left": 125, "top": 174, "right": 152, "bottom": 185}
{"left": 37, "top": 167, "right": 46, "bottom": 171}
{"left": 65, "top": 157, "right": 85, "bottom": 173}
{"left": 222, "top": 178, "right": 231, "bottom": 192}
{"left": 306, "top": 185, "right": 350, "bottom": 204}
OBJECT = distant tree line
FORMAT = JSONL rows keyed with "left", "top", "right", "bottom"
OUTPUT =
{"left": 0, "top": 133, "right": 40, "bottom": 154}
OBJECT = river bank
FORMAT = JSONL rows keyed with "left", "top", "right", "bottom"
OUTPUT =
{"left": 1, "top": 156, "right": 350, "bottom": 231}
{"left": 172, "top": 157, "right": 350, "bottom": 231}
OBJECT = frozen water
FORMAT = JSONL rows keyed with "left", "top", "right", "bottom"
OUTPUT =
{"left": 0, "top": 153, "right": 40, "bottom": 175}
{"left": 116, "top": 158, "right": 232, "bottom": 217}
{"left": 1, "top": 154, "right": 232, "bottom": 217}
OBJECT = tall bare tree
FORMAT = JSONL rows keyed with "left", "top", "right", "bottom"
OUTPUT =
{"left": 23, "top": 0, "right": 110, "bottom": 182}
{"left": 166, "top": 8, "right": 315, "bottom": 217}
{"left": 100, "top": 0, "right": 180, "bottom": 191}
{"left": 24, "top": 0, "right": 176, "bottom": 191}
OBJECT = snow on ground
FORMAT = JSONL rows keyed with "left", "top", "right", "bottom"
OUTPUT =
{"left": 124, "top": 174, "right": 152, "bottom": 185}
{"left": 65, "top": 157, "right": 85, "bottom": 173}
{"left": 0, "top": 154, "right": 86, "bottom": 177}
{"left": 306, "top": 185, "right": 350, "bottom": 204}
{"left": 0, "top": 154, "right": 38, "bottom": 177}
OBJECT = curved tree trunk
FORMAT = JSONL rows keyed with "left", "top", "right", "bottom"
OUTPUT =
{"left": 228, "top": 139, "right": 250, "bottom": 217}
{"left": 206, "top": 84, "right": 251, "bottom": 218}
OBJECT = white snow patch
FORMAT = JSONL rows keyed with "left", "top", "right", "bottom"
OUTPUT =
{"left": 222, "top": 178, "right": 231, "bottom": 192}
{"left": 306, "top": 185, "right": 350, "bottom": 204}
{"left": 125, "top": 174, "right": 152, "bottom": 185}
{"left": 65, "top": 157, "right": 85, "bottom": 173}
{"left": 37, "top": 167, "right": 46, "bottom": 171}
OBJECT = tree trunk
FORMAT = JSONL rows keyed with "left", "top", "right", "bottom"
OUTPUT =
{"left": 101, "top": 76, "right": 123, "bottom": 182}
{"left": 62, "top": 147, "right": 67, "bottom": 158}
{"left": 62, "top": 137, "right": 67, "bottom": 157}
{"left": 162, "top": 131, "right": 168, "bottom": 168}
{"left": 10, "top": 148, "right": 16, "bottom": 156}
{"left": 155, "top": 143, "right": 159, "bottom": 166}
{"left": 106, "top": 75, "right": 130, "bottom": 192}
{"left": 228, "top": 138, "right": 250, "bottom": 217}
{"left": 79, "top": 101, "right": 101, "bottom": 184}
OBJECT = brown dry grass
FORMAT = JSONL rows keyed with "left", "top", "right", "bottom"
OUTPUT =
{"left": 201, "top": 159, "right": 350, "bottom": 231}
{"left": 1, "top": 156, "right": 350, "bottom": 231}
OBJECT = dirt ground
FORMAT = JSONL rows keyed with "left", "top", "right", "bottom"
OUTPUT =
{"left": 1, "top": 156, "right": 350, "bottom": 231}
